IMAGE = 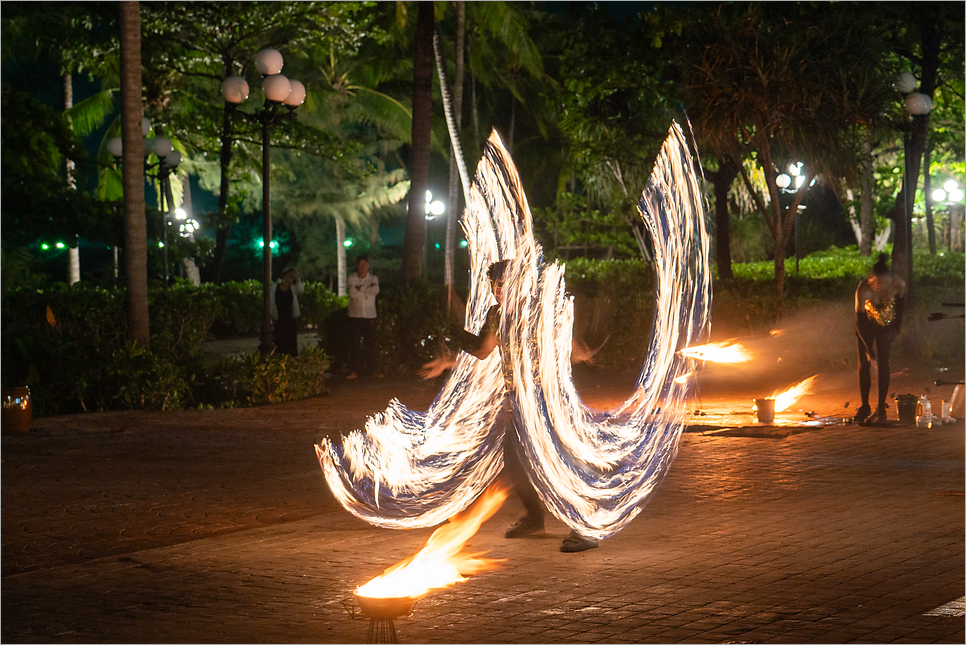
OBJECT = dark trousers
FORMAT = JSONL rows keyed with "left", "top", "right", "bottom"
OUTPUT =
{"left": 274, "top": 316, "right": 298, "bottom": 357}
{"left": 856, "top": 318, "right": 896, "bottom": 412}
{"left": 501, "top": 402, "right": 545, "bottom": 521}
{"left": 348, "top": 316, "right": 379, "bottom": 376}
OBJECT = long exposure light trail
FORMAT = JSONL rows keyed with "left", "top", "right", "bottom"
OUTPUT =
{"left": 317, "top": 123, "right": 711, "bottom": 541}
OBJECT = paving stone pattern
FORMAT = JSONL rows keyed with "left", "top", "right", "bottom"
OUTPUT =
{"left": 2, "top": 375, "right": 963, "bottom": 643}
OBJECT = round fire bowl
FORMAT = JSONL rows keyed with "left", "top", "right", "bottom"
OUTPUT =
{"left": 353, "top": 591, "right": 418, "bottom": 619}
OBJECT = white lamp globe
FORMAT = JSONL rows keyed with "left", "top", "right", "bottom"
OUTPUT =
{"left": 776, "top": 174, "right": 791, "bottom": 189}
{"left": 895, "top": 72, "right": 917, "bottom": 94}
{"left": 933, "top": 189, "right": 947, "bottom": 202}
{"left": 255, "top": 48, "right": 284, "bottom": 75}
{"left": 108, "top": 137, "right": 123, "bottom": 158}
{"left": 905, "top": 92, "right": 933, "bottom": 115}
{"left": 263, "top": 74, "right": 291, "bottom": 102}
{"left": 430, "top": 201, "right": 445, "bottom": 216}
{"left": 284, "top": 79, "right": 306, "bottom": 106}
{"left": 951, "top": 189, "right": 965, "bottom": 203}
{"left": 153, "top": 136, "right": 174, "bottom": 158}
{"left": 142, "top": 117, "right": 152, "bottom": 136}
{"left": 222, "top": 76, "right": 250, "bottom": 104}
{"left": 944, "top": 179, "right": 958, "bottom": 192}
{"left": 163, "top": 150, "right": 182, "bottom": 168}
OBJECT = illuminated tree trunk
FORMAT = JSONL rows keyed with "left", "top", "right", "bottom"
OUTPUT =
{"left": 120, "top": 0, "right": 150, "bottom": 347}
{"left": 443, "top": 1, "right": 465, "bottom": 289}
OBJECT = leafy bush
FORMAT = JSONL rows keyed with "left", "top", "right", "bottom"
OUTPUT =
{"left": 199, "top": 344, "right": 330, "bottom": 407}
{"left": 375, "top": 279, "right": 457, "bottom": 374}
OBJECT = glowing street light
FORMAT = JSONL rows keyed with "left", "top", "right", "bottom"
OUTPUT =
{"left": 222, "top": 48, "right": 306, "bottom": 356}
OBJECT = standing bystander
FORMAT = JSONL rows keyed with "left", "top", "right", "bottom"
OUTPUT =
{"left": 270, "top": 267, "right": 302, "bottom": 357}
{"left": 347, "top": 254, "right": 381, "bottom": 379}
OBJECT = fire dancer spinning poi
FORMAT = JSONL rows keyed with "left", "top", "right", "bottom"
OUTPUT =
{"left": 316, "top": 122, "right": 712, "bottom": 552}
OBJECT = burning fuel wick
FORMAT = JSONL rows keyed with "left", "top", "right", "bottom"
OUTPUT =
{"left": 355, "top": 485, "right": 509, "bottom": 600}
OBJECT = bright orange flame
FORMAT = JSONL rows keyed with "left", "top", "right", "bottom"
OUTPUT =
{"left": 772, "top": 376, "right": 817, "bottom": 412}
{"left": 673, "top": 371, "right": 694, "bottom": 384}
{"left": 678, "top": 340, "right": 752, "bottom": 363}
{"left": 355, "top": 485, "right": 509, "bottom": 599}
{"left": 769, "top": 329, "right": 784, "bottom": 337}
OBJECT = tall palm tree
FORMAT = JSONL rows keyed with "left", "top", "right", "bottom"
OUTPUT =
{"left": 402, "top": 1, "right": 434, "bottom": 281}
{"left": 119, "top": 1, "right": 149, "bottom": 346}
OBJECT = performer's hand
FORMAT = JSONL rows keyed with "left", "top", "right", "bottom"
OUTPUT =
{"left": 420, "top": 353, "right": 455, "bottom": 379}
{"left": 571, "top": 338, "right": 603, "bottom": 364}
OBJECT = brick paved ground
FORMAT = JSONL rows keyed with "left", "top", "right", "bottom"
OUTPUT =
{"left": 2, "top": 369, "right": 963, "bottom": 643}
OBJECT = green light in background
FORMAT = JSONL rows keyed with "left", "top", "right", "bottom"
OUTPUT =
{"left": 459, "top": 240, "right": 468, "bottom": 248}
{"left": 344, "top": 239, "right": 353, "bottom": 248}
{"left": 41, "top": 243, "right": 50, "bottom": 250}
{"left": 55, "top": 242, "right": 66, "bottom": 249}
{"left": 434, "top": 243, "right": 440, "bottom": 249}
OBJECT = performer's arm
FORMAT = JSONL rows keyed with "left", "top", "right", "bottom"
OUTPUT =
{"left": 419, "top": 327, "right": 496, "bottom": 378}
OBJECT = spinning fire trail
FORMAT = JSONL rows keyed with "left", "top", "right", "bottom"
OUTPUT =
{"left": 316, "top": 123, "right": 712, "bottom": 542}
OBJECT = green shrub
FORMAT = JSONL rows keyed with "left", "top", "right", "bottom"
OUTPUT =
{"left": 376, "top": 279, "right": 457, "bottom": 374}
{"left": 200, "top": 343, "right": 330, "bottom": 406}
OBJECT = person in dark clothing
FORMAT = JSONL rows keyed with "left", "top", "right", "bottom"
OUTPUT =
{"left": 420, "top": 261, "right": 598, "bottom": 553}
{"left": 271, "top": 268, "right": 302, "bottom": 357}
{"left": 854, "top": 254, "right": 906, "bottom": 424}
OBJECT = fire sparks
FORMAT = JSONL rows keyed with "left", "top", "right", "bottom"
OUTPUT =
{"left": 356, "top": 485, "right": 508, "bottom": 599}
{"left": 318, "top": 123, "right": 710, "bottom": 541}
{"left": 769, "top": 329, "right": 785, "bottom": 337}
{"left": 772, "top": 376, "right": 817, "bottom": 412}
{"left": 678, "top": 340, "right": 752, "bottom": 364}
{"left": 673, "top": 371, "right": 694, "bottom": 384}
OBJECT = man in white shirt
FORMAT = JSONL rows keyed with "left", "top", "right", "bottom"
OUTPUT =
{"left": 346, "top": 254, "right": 381, "bottom": 379}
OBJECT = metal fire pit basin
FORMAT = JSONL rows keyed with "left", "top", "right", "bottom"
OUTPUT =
{"left": 345, "top": 592, "right": 419, "bottom": 620}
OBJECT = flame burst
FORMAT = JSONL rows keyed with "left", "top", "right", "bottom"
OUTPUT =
{"left": 356, "top": 485, "right": 508, "bottom": 599}
{"left": 317, "top": 123, "right": 711, "bottom": 541}
{"left": 772, "top": 376, "right": 817, "bottom": 412}
{"left": 678, "top": 340, "right": 752, "bottom": 364}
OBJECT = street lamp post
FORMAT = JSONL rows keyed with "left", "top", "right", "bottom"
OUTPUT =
{"left": 222, "top": 48, "right": 306, "bottom": 356}
{"left": 895, "top": 72, "right": 932, "bottom": 297}
{"left": 109, "top": 118, "right": 183, "bottom": 286}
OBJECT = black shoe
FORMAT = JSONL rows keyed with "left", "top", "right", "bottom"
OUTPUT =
{"left": 854, "top": 404, "right": 871, "bottom": 424}
{"left": 505, "top": 516, "right": 544, "bottom": 538}
{"left": 560, "top": 530, "right": 598, "bottom": 553}
{"left": 873, "top": 407, "right": 887, "bottom": 424}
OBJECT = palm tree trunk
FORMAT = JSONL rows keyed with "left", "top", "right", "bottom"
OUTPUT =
{"left": 336, "top": 216, "right": 347, "bottom": 297}
{"left": 445, "top": 2, "right": 465, "bottom": 288}
{"left": 119, "top": 1, "right": 150, "bottom": 347}
{"left": 402, "top": 1, "right": 434, "bottom": 281}
{"left": 64, "top": 72, "right": 81, "bottom": 285}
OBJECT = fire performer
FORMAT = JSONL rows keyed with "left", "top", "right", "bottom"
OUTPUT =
{"left": 854, "top": 253, "right": 906, "bottom": 424}
{"left": 420, "top": 260, "right": 600, "bottom": 552}
{"left": 316, "top": 124, "right": 709, "bottom": 557}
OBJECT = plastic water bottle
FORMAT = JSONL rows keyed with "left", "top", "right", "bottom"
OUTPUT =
{"left": 916, "top": 395, "right": 932, "bottom": 429}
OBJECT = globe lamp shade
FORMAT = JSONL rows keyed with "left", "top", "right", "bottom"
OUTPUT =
{"left": 905, "top": 93, "right": 933, "bottom": 116}
{"left": 894, "top": 72, "right": 917, "bottom": 95}
{"left": 222, "top": 76, "right": 250, "bottom": 104}
{"left": 163, "top": 150, "right": 182, "bottom": 168}
{"left": 284, "top": 79, "right": 306, "bottom": 107}
{"left": 263, "top": 74, "right": 292, "bottom": 103}
{"left": 108, "top": 137, "right": 123, "bottom": 158}
{"left": 153, "top": 136, "right": 174, "bottom": 158}
{"left": 255, "top": 48, "right": 284, "bottom": 75}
